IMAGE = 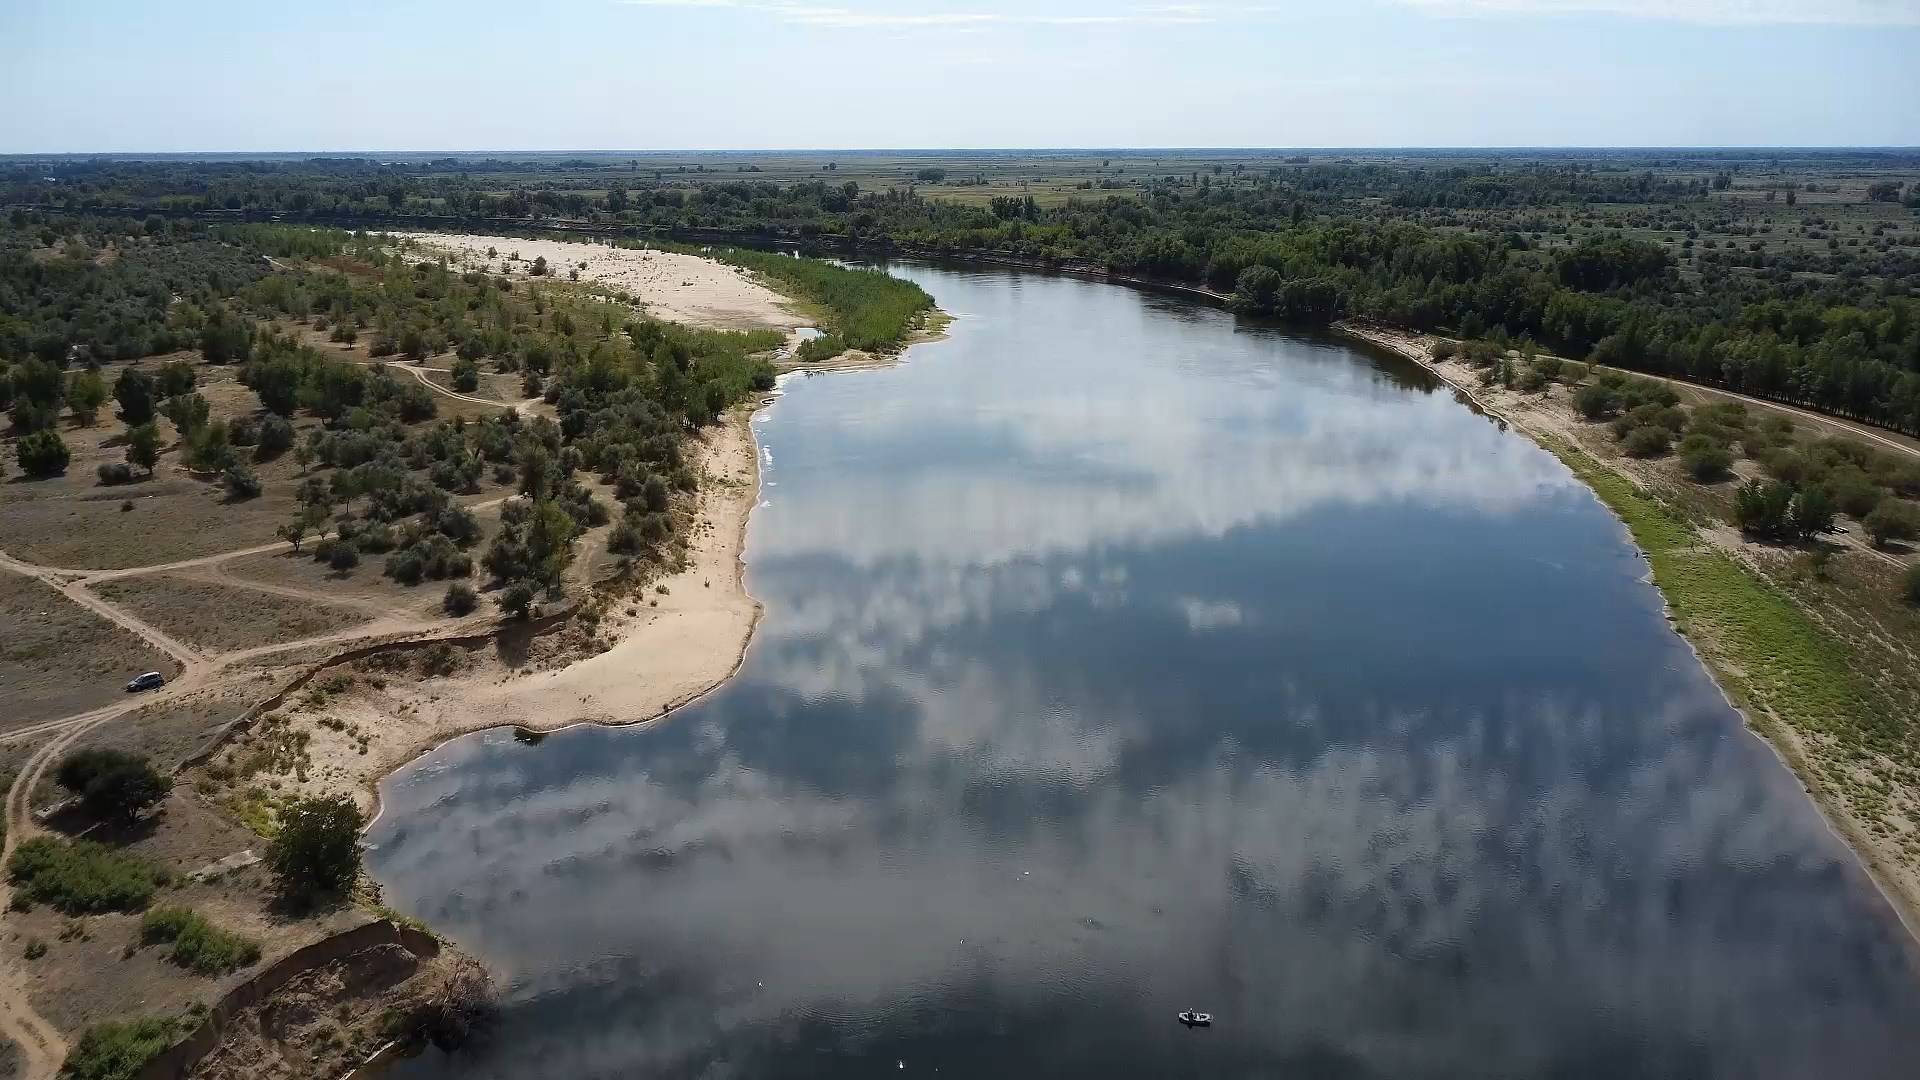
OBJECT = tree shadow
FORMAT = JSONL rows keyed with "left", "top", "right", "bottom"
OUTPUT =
{"left": 44, "top": 803, "right": 163, "bottom": 847}
{"left": 494, "top": 621, "right": 537, "bottom": 670}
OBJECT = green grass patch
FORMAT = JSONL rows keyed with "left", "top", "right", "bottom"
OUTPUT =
{"left": 140, "top": 906, "right": 262, "bottom": 975}
{"left": 6, "top": 837, "right": 168, "bottom": 915}
{"left": 60, "top": 1015, "right": 198, "bottom": 1080}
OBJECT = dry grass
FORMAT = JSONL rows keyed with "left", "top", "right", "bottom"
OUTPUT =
{"left": 0, "top": 570, "right": 179, "bottom": 733}
{"left": 90, "top": 574, "right": 369, "bottom": 652}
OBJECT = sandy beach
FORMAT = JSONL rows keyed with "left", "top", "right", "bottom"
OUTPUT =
{"left": 393, "top": 232, "right": 811, "bottom": 333}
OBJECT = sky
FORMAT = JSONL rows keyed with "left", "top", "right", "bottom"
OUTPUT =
{"left": 2, "top": 0, "right": 1917, "bottom": 152}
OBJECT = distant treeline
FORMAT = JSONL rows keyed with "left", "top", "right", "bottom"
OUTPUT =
{"left": 6, "top": 154, "right": 1920, "bottom": 431}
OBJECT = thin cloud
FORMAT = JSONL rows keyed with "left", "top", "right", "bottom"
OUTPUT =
{"left": 622, "top": 0, "right": 1920, "bottom": 26}
{"left": 619, "top": 0, "right": 1218, "bottom": 27}
{"left": 1392, "top": 0, "right": 1920, "bottom": 25}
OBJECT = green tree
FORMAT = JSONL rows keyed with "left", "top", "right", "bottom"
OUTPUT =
{"left": 1788, "top": 487, "right": 1835, "bottom": 540}
{"left": 162, "top": 392, "right": 210, "bottom": 437}
{"left": 199, "top": 307, "right": 253, "bottom": 364}
{"left": 267, "top": 794, "right": 364, "bottom": 905}
{"left": 112, "top": 368, "right": 156, "bottom": 425}
{"left": 125, "top": 421, "right": 162, "bottom": 476}
{"left": 450, "top": 357, "right": 480, "bottom": 392}
{"left": 15, "top": 429, "right": 70, "bottom": 477}
{"left": 1732, "top": 479, "right": 1794, "bottom": 539}
{"left": 54, "top": 749, "right": 172, "bottom": 824}
{"left": 155, "top": 360, "right": 196, "bottom": 398}
{"left": 67, "top": 369, "right": 109, "bottom": 426}
{"left": 526, "top": 499, "right": 576, "bottom": 593}
{"left": 1230, "top": 265, "right": 1282, "bottom": 315}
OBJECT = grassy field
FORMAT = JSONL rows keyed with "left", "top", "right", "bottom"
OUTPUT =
{"left": 90, "top": 574, "right": 369, "bottom": 652}
{"left": 0, "top": 571, "right": 180, "bottom": 732}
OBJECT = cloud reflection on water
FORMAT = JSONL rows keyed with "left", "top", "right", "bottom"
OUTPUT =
{"left": 368, "top": 265, "right": 1920, "bottom": 1079}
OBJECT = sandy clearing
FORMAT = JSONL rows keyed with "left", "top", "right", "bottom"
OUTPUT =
{"left": 392, "top": 232, "right": 811, "bottom": 333}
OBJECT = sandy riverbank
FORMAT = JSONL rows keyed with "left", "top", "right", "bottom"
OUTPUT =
{"left": 1342, "top": 322, "right": 1920, "bottom": 945}
{"left": 392, "top": 232, "right": 810, "bottom": 333}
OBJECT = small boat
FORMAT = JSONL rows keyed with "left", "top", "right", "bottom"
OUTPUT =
{"left": 1178, "top": 1010, "right": 1212, "bottom": 1027}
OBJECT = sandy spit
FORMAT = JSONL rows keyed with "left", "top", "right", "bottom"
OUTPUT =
{"left": 392, "top": 232, "right": 810, "bottom": 334}
{"left": 280, "top": 403, "right": 766, "bottom": 824}
{"left": 1341, "top": 321, "right": 1920, "bottom": 948}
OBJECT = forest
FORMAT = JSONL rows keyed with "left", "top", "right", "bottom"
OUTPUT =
{"left": 4, "top": 151, "right": 1920, "bottom": 432}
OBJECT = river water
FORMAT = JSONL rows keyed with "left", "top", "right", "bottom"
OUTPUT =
{"left": 367, "top": 263, "right": 1920, "bottom": 1079}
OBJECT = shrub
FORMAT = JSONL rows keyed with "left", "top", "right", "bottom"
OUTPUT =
{"left": 61, "top": 1016, "right": 193, "bottom": 1080}
{"left": 1823, "top": 468, "right": 1885, "bottom": 519}
{"left": 140, "top": 906, "right": 261, "bottom": 975}
{"left": 96, "top": 462, "right": 136, "bottom": 486}
{"left": 443, "top": 581, "right": 479, "bottom": 616}
{"left": 222, "top": 462, "right": 261, "bottom": 500}
{"left": 497, "top": 580, "right": 536, "bottom": 619}
{"left": 451, "top": 357, "right": 480, "bottom": 392}
{"left": 1620, "top": 424, "right": 1671, "bottom": 458}
{"left": 6, "top": 837, "right": 166, "bottom": 914}
{"left": 1681, "top": 442, "right": 1733, "bottom": 482}
{"left": 1863, "top": 501, "right": 1920, "bottom": 548}
{"left": 256, "top": 413, "right": 294, "bottom": 458}
{"left": 54, "top": 748, "right": 172, "bottom": 823}
{"left": 267, "top": 795, "right": 365, "bottom": 906}
{"left": 1573, "top": 382, "right": 1619, "bottom": 420}
{"left": 385, "top": 548, "right": 425, "bottom": 585}
{"left": 1905, "top": 564, "right": 1920, "bottom": 606}
{"left": 15, "top": 429, "right": 70, "bottom": 477}
{"left": 327, "top": 543, "right": 361, "bottom": 571}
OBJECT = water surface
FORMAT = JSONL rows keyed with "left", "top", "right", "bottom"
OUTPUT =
{"left": 369, "top": 263, "right": 1920, "bottom": 1079}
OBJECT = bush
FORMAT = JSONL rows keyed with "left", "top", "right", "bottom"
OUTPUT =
{"left": 1823, "top": 468, "right": 1885, "bottom": 519}
{"left": 497, "top": 580, "right": 536, "bottom": 619}
{"left": 6, "top": 837, "right": 166, "bottom": 914}
{"left": 60, "top": 1016, "right": 193, "bottom": 1080}
{"left": 327, "top": 543, "right": 361, "bottom": 571}
{"left": 1620, "top": 424, "right": 1671, "bottom": 458}
{"left": 222, "top": 462, "right": 261, "bottom": 499}
{"left": 1904, "top": 564, "right": 1920, "bottom": 606}
{"left": 54, "top": 748, "right": 172, "bottom": 823}
{"left": 96, "top": 462, "right": 136, "bottom": 486}
{"left": 267, "top": 795, "right": 365, "bottom": 906}
{"left": 451, "top": 357, "right": 480, "bottom": 392}
{"left": 15, "top": 429, "right": 70, "bottom": 477}
{"left": 256, "top": 413, "right": 294, "bottom": 458}
{"left": 1863, "top": 500, "right": 1920, "bottom": 548}
{"left": 443, "top": 581, "right": 479, "bottom": 616}
{"left": 1573, "top": 382, "right": 1619, "bottom": 420}
{"left": 1681, "top": 442, "right": 1733, "bottom": 482}
{"left": 140, "top": 906, "right": 261, "bottom": 975}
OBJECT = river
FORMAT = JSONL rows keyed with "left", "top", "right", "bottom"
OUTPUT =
{"left": 365, "top": 262, "right": 1920, "bottom": 1078}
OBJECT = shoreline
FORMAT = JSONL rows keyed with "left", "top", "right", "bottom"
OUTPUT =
{"left": 1340, "top": 322, "right": 1920, "bottom": 949}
